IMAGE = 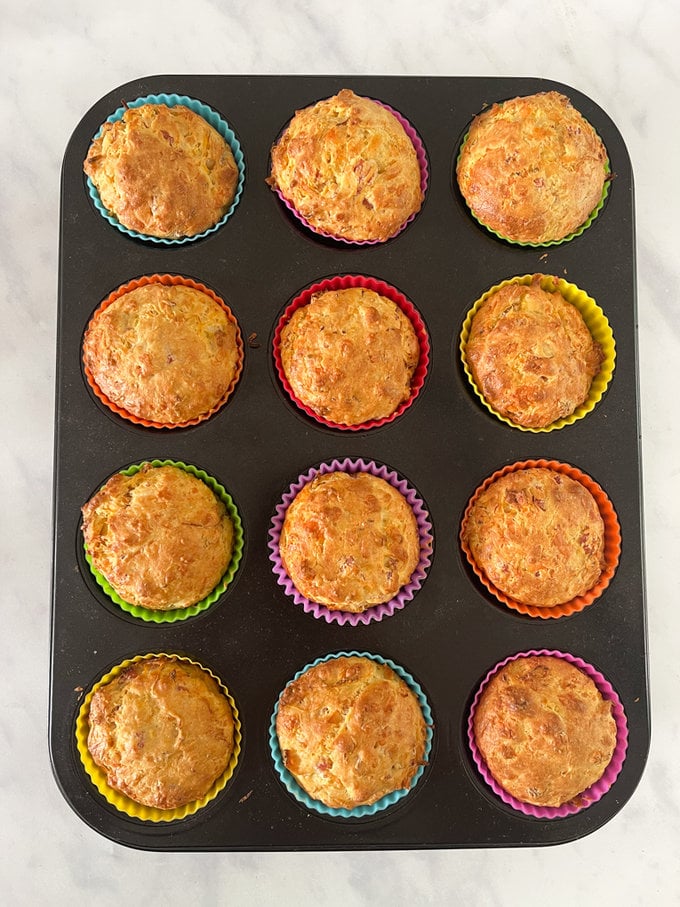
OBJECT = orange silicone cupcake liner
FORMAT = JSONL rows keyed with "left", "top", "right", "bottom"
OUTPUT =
{"left": 273, "top": 274, "right": 430, "bottom": 431}
{"left": 83, "top": 273, "right": 244, "bottom": 429}
{"left": 459, "top": 459, "right": 621, "bottom": 619}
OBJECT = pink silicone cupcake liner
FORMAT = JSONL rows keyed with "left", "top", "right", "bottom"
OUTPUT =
{"left": 268, "top": 458, "right": 433, "bottom": 626}
{"left": 467, "top": 649, "right": 628, "bottom": 819}
{"left": 273, "top": 274, "right": 430, "bottom": 431}
{"left": 272, "top": 97, "right": 429, "bottom": 245}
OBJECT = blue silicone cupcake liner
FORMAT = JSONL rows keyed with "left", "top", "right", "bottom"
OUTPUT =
{"left": 85, "top": 93, "right": 245, "bottom": 244}
{"left": 269, "top": 651, "right": 433, "bottom": 818}
{"left": 83, "top": 459, "right": 244, "bottom": 623}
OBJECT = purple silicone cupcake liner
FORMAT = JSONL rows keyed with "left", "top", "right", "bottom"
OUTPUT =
{"left": 268, "top": 458, "right": 433, "bottom": 626}
{"left": 272, "top": 97, "right": 429, "bottom": 246}
{"left": 467, "top": 649, "right": 628, "bottom": 819}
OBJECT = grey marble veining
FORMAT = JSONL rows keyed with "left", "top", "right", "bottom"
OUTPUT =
{"left": 2, "top": 0, "right": 679, "bottom": 903}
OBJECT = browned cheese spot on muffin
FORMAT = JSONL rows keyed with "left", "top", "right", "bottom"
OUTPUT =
{"left": 87, "top": 656, "right": 235, "bottom": 809}
{"left": 473, "top": 655, "right": 617, "bottom": 807}
{"left": 83, "top": 283, "right": 241, "bottom": 425}
{"left": 267, "top": 88, "right": 423, "bottom": 242}
{"left": 83, "top": 103, "right": 238, "bottom": 238}
{"left": 456, "top": 91, "right": 608, "bottom": 243}
{"left": 81, "top": 463, "right": 234, "bottom": 610}
{"left": 463, "top": 467, "right": 605, "bottom": 606}
{"left": 279, "top": 471, "right": 420, "bottom": 612}
{"left": 466, "top": 276, "right": 603, "bottom": 428}
{"left": 276, "top": 655, "right": 427, "bottom": 809}
{"left": 280, "top": 287, "right": 420, "bottom": 425}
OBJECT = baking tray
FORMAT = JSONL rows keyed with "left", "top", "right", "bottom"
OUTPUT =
{"left": 50, "top": 74, "right": 649, "bottom": 850}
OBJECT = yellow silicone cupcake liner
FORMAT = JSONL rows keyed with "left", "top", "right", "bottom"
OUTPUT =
{"left": 460, "top": 273, "right": 615, "bottom": 432}
{"left": 75, "top": 653, "right": 242, "bottom": 822}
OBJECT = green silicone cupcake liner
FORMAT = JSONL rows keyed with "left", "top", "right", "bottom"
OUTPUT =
{"left": 85, "top": 93, "right": 245, "bottom": 244}
{"left": 455, "top": 131, "right": 610, "bottom": 247}
{"left": 75, "top": 652, "right": 242, "bottom": 822}
{"left": 459, "top": 273, "right": 616, "bottom": 432}
{"left": 83, "top": 459, "right": 244, "bottom": 623}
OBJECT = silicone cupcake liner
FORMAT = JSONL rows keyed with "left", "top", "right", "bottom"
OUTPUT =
{"left": 268, "top": 458, "right": 433, "bottom": 626}
{"left": 83, "top": 274, "right": 244, "bottom": 429}
{"left": 459, "top": 273, "right": 616, "bottom": 432}
{"left": 459, "top": 459, "right": 621, "bottom": 619}
{"left": 467, "top": 649, "right": 628, "bottom": 818}
{"left": 455, "top": 129, "right": 610, "bottom": 247}
{"left": 85, "top": 93, "right": 245, "bottom": 244}
{"left": 75, "top": 653, "right": 242, "bottom": 822}
{"left": 271, "top": 96, "right": 429, "bottom": 245}
{"left": 269, "top": 651, "right": 433, "bottom": 818}
{"left": 273, "top": 274, "right": 430, "bottom": 431}
{"left": 83, "top": 459, "right": 244, "bottom": 623}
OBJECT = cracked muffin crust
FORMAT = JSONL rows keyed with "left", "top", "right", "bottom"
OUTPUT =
{"left": 276, "top": 655, "right": 427, "bottom": 809}
{"left": 267, "top": 88, "right": 423, "bottom": 242}
{"left": 472, "top": 654, "right": 617, "bottom": 807}
{"left": 84, "top": 103, "right": 238, "bottom": 238}
{"left": 456, "top": 91, "right": 608, "bottom": 243}
{"left": 81, "top": 463, "right": 234, "bottom": 610}
{"left": 279, "top": 471, "right": 420, "bottom": 613}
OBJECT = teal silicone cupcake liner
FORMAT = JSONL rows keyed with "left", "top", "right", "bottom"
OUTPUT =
{"left": 83, "top": 459, "right": 244, "bottom": 623}
{"left": 85, "top": 93, "right": 245, "bottom": 244}
{"left": 269, "top": 651, "right": 433, "bottom": 818}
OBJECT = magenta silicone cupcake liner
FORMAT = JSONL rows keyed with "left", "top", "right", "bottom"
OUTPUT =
{"left": 271, "top": 97, "right": 429, "bottom": 245}
{"left": 467, "top": 649, "right": 628, "bottom": 819}
{"left": 267, "top": 458, "right": 433, "bottom": 626}
{"left": 272, "top": 274, "right": 430, "bottom": 431}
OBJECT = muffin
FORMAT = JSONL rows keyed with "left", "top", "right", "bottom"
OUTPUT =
{"left": 278, "top": 470, "right": 421, "bottom": 613}
{"left": 83, "top": 277, "right": 243, "bottom": 427}
{"left": 81, "top": 463, "right": 235, "bottom": 611}
{"left": 456, "top": 91, "right": 608, "bottom": 244}
{"left": 278, "top": 285, "right": 420, "bottom": 426}
{"left": 471, "top": 654, "right": 618, "bottom": 808}
{"left": 267, "top": 88, "right": 424, "bottom": 242}
{"left": 85, "top": 655, "right": 237, "bottom": 810}
{"left": 275, "top": 654, "right": 428, "bottom": 810}
{"left": 462, "top": 465, "right": 605, "bottom": 608}
{"left": 464, "top": 275, "right": 604, "bottom": 428}
{"left": 84, "top": 102, "right": 239, "bottom": 239}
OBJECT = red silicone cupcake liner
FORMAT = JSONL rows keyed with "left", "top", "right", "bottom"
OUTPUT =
{"left": 459, "top": 459, "right": 621, "bottom": 619}
{"left": 273, "top": 274, "right": 430, "bottom": 431}
{"left": 272, "top": 97, "right": 429, "bottom": 245}
{"left": 467, "top": 650, "right": 628, "bottom": 818}
{"left": 268, "top": 458, "right": 433, "bottom": 626}
{"left": 83, "top": 273, "right": 244, "bottom": 429}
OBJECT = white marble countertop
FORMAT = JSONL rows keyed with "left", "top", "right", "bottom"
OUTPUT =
{"left": 2, "top": 0, "right": 679, "bottom": 903}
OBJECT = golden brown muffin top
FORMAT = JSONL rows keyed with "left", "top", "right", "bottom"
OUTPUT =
{"left": 473, "top": 655, "right": 617, "bottom": 807}
{"left": 279, "top": 471, "right": 420, "bottom": 612}
{"left": 84, "top": 103, "right": 238, "bottom": 238}
{"left": 276, "top": 655, "right": 427, "bottom": 809}
{"left": 83, "top": 282, "right": 242, "bottom": 425}
{"left": 462, "top": 467, "right": 605, "bottom": 606}
{"left": 280, "top": 287, "right": 420, "bottom": 425}
{"left": 456, "top": 91, "right": 607, "bottom": 243}
{"left": 81, "top": 463, "right": 234, "bottom": 610}
{"left": 87, "top": 657, "right": 235, "bottom": 809}
{"left": 267, "top": 88, "right": 423, "bottom": 242}
{"left": 466, "top": 277, "right": 603, "bottom": 428}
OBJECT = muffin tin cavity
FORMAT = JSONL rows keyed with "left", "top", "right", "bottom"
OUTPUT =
{"left": 52, "top": 75, "right": 647, "bottom": 851}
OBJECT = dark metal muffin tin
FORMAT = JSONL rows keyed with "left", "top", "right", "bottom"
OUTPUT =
{"left": 51, "top": 75, "right": 648, "bottom": 850}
